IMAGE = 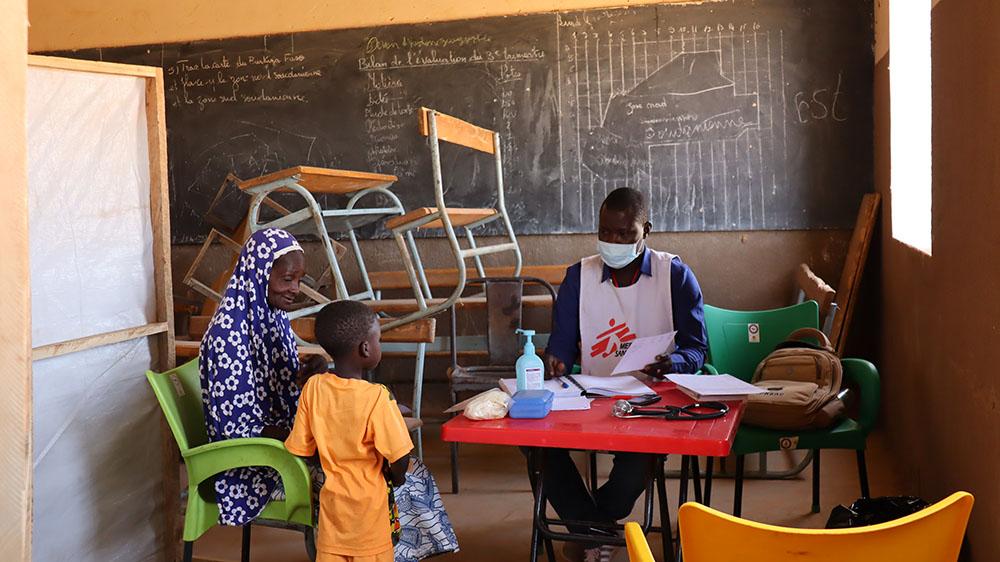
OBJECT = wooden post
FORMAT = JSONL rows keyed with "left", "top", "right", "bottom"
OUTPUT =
{"left": 146, "top": 69, "right": 180, "bottom": 562}
{"left": 0, "top": 0, "right": 32, "bottom": 558}
{"left": 831, "top": 193, "right": 881, "bottom": 355}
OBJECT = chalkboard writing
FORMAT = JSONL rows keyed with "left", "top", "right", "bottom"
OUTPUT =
{"left": 54, "top": 0, "right": 873, "bottom": 243}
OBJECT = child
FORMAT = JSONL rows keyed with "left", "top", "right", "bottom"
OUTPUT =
{"left": 285, "top": 300, "right": 411, "bottom": 562}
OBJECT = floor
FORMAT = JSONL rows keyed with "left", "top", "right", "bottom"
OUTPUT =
{"left": 191, "top": 422, "right": 903, "bottom": 562}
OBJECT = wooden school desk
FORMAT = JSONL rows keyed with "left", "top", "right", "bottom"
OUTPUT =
{"left": 441, "top": 382, "right": 745, "bottom": 562}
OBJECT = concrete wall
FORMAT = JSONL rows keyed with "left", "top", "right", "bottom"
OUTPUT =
{"left": 876, "top": 0, "right": 999, "bottom": 559}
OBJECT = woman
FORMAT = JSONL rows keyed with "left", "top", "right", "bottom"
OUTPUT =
{"left": 199, "top": 228, "right": 458, "bottom": 561}
{"left": 199, "top": 227, "right": 314, "bottom": 525}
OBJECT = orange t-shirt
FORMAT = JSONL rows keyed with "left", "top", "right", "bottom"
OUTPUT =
{"left": 285, "top": 373, "right": 413, "bottom": 557}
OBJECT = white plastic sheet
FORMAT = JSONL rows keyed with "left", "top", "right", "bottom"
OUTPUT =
{"left": 28, "top": 65, "right": 166, "bottom": 561}
{"left": 27, "top": 67, "right": 155, "bottom": 347}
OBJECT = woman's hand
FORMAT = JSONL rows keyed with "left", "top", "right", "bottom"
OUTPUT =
{"left": 296, "top": 355, "right": 329, "bottom": 388}
{"left": 261, "top": 425, "right": 290, "bottom": 441}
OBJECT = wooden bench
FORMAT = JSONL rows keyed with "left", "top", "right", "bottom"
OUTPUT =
{"left": 367, "top": 264, "right": 567, "bottom": 291}
{"left": 177, "top": 315, "right": 435, "bottom": 359}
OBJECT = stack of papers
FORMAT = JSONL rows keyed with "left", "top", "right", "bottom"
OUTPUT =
{"left": 665, "top": 374, "right": 765, "bottom": 401}
{"left": 498, "top": 378, "right": 592, "bottom": 411}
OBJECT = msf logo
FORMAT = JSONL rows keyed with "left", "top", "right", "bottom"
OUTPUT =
{"left": 590, "top": 318, "right": 637, "bottom": 359}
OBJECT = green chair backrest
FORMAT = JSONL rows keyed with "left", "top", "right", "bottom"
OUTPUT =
{"left": 704, "top": 301, "right": 820, "bottom": 381}
{"left": 146, "top": 358, "right": 209, "bottom": 452}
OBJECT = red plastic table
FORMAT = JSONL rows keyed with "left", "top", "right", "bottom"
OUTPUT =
{"left": 441, "top": 382, "right": 745, "bottom": 562}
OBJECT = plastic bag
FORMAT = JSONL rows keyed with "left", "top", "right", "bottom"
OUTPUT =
{"left": 826, "top": 496, "right": 929, "bottom": 528}
{"left": 463, "top": 389, "right": 512, "bottom": 420}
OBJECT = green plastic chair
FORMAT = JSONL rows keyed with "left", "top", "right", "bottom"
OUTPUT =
{"left": 703, "top": 302, "right": 880, "bottom": 517}
{"left": 147, "top": 358, "right": 316, "bottom": 562}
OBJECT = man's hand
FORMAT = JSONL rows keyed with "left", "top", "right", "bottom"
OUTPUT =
{"left": 545, "top": 354, "right": 567, "bottom": 378}
{"left": 640, "top": 353, "right": 674, "bottom": 379}
{"left": 296, "top": 355, "right": 329, "bottom": 388}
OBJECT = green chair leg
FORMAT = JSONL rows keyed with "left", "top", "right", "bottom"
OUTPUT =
{"left": 304, "top": 526, "right": 317, "bottom": 562}
{"left": 734, "top": 455, "right": 745, "bottom": 517}
{"left": 812, "top": 449, "right": 821, "bottom": 514}
{"left": 241, "top": 525, "right": 252, "bottom": 562}
{"left": 857, "top": 449, "right": 871, "bottom": 499}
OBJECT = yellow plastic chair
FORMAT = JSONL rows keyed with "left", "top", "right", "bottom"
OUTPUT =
{"left": 678, "top": 492, "right": 973, "bottom": 562}
{"left": 625, "top": 522, "right": 655, "bottom": 562}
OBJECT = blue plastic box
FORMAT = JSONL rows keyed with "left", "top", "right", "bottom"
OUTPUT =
{"left": 508, "top": 389, "right": 554, "bottom": 419}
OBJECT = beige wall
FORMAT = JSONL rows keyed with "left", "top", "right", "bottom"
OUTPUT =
{"left": 0, "top": 0, "right": 32, "bottom": 559}
{"left": 28, "top": 0, "right": 712, "bottom": 51}
{"left": 876, "top": 0, "right": 1000, "bottom": 559}
{"left": 174, "top": 230, "right": 851, "bottom": 319}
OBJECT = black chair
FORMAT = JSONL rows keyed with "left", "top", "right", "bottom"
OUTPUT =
{"left": 447, "top": 276, "right": 556, "bottom": 493}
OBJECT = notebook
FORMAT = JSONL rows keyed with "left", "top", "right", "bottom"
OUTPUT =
{"left": 665, "top": 374, "right": 765, "bottom": 401}
{"left": 558, "top": 374, "right": 655, "bottom": 398}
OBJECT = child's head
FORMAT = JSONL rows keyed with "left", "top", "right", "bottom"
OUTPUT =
{"left": 315, "top": 300, "right": 382, "bottom": 370}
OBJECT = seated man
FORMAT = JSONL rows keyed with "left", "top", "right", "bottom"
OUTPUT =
{"left": 543, "top": 186, "right": 708, "bottom": 560}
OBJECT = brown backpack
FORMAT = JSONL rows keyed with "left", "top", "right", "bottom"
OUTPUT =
{"left": 742, "top": 328, "right": 845, "bottom": 430}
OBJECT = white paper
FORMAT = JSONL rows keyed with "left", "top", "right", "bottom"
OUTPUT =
{"left": 566, "top": 374, "right": 654, "bottom": 397}
{"left": 611, "top": 332, "right": 677, "bottom": 375}
{"left": 500, "top": 377, "right": 581, "bottom": 397}
{"left": 666, "top": 374, "right": 766, "bottom": 400}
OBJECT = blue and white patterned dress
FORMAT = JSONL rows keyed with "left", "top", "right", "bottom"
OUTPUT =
{"left": 394, "top": 459, "right": 460, "bottom": 561}
{"left": 199, "top": 228, "right": 304, "bottom": 526}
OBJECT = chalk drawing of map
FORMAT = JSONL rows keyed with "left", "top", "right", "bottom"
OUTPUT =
{"left": 584, "top": 51, "right": 758, "bottom": 176}
{"left": 558, "top": 23, "right": 791, "bottom": 232}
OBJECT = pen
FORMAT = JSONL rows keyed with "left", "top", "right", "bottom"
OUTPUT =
{"left": 558, "top": 377, "right": 570, "bottom": 389}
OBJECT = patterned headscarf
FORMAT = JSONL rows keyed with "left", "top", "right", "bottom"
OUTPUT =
{"left": 199, "top": 227, "right": 303, "bottom": 525}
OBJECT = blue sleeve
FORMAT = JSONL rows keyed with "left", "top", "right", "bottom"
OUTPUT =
{"left": 545, "top": 263, "right": 581, "bottom": 369}
{"left": 668, "top": 258, "right": 708, "bottom": 374}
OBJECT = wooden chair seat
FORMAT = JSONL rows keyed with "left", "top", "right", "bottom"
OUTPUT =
{"left": 384, "top": 207, "right": 497, "bottom": 230}
{"left": 238, "top": 166, "right": 397, "bottom": 195}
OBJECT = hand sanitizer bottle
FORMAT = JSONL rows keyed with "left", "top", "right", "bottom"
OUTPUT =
{"left": 515, "top": 328, "right": 545, "bottom": 391}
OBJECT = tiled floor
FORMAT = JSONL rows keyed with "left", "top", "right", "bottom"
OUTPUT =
{"left": 191, "top": 423, "right": 903, "bottom": 562}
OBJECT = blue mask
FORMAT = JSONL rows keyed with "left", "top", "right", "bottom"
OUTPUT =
{"left": 597, "top": 239, "right": 644, "bottom": 269}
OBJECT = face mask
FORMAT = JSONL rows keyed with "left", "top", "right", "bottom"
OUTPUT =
{"left": 597, "top": 239, "right": 644, "bottom": 269}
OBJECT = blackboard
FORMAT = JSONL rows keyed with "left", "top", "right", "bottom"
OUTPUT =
{"left": 54, "top": 0, "right": 873, "bottom": 243}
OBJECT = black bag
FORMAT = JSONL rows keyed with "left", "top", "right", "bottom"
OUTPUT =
{"left": 825, "top": 496, "right": 929, "bottom": 528}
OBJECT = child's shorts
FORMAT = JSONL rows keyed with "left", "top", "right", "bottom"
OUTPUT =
{"left": 316, "top": 550, "right": 393, "bottom": 562}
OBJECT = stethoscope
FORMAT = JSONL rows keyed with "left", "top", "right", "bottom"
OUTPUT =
{"left": 611, "top": 398, "right": 729, "bottom": 420}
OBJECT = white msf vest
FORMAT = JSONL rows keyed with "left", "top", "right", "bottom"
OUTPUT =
{"left": 579, "top": 249, "right": 676, "bottom": 377}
